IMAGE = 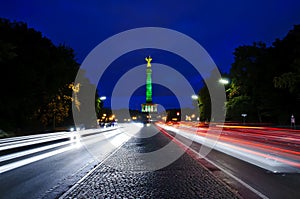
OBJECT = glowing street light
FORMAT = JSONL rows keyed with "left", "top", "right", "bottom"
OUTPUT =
{"left": 191, "top": 94, "right": 199, "bottom": 100}
{"left": 99, "top": 96, "right": 106, "bottom": 100}
{"left": 219, "top": 78, "right": 229, "bottom": 85}
{"left": 191, "top": 94, "right": 201, "bottom": 121}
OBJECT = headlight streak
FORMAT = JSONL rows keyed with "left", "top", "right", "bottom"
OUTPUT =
{"left": 157, "top": 123, "right": 300, "bottom": 173}
{"left": 0, "top": 127, "right": 122, "bottom": 174}
{"left": 0, "top": 145, "right": 75, "bottom": 174}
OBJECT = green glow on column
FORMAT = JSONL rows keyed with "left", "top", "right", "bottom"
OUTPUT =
{"left": 146, "top": 68, "right": 152, "bottom": 103}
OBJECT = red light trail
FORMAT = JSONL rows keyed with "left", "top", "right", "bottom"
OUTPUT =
{"left": 157, "top": 122, "right": 300, "bottom": 173}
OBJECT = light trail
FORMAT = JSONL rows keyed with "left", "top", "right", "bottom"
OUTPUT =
{"left": 0, "top": 133, "right": 72, "bottom": 151}
{"left": 157, "top": 122, "right": 300, "bottom": 173}
{"left": 0, "top": 140, "right": 74, "bottom": 162}
{"left": 0, "top": 128, "right": 122, "bottom": 174}
{"left": 0, "top": 145, "right": 77, "bottom": 174}
{"left": 157, "top": 125, "right": 269, "bottom": 199}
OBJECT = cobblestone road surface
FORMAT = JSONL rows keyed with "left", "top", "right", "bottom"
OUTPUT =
{"left": 60, "top": 125, "right": 241, "bottom": 199}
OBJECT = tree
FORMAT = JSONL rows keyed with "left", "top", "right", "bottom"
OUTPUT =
{"left": 226, "top": 25, "right": 300, "bottom": 123}
{"left": 225, "top": 95, "right": 253, "bottom": 122}
{"left": 0, "top": 18, "right": 79, "bottom": 132}
{"left": 199, "top": 85, "right": 210, "bottom": 121}
{"left": 272, "top": 25, "right": 300, "bottom": 123}
{"left": 273, "top": 25, "right": 300, "bottom": 94}
{"left": 198, "top": 68, "right": 226, "bottom": 122}
{"left": 36, "top": 84, "right": 73, "bottom": 128}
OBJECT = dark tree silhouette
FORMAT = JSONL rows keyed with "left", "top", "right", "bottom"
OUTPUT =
{"left": 225, "top": 25, "right": 300, "bottom": 124}
{"left": 0, "top": 18, "right": 79, "bottom": 133}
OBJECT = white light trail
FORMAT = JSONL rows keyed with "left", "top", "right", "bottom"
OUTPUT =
{"left": 0, "top": 145, "right": 76, "bottom": 174}
{"left": 157, "top": 123, "right": 300, "bottom": 173}
{"left": 0, "top": 140, "right": 73, "bottom": 163}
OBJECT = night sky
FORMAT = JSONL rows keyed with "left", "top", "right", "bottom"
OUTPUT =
{"left": 1, "top": 0, "right": 300, "bottom": 110}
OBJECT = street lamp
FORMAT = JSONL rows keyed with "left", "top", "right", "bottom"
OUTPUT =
{"left": 219, "top": 78, "right": 229, "bottom": 85}
{"left": 97, "top": 96, "right": 107, "bottom": 126}
{"left": 99, "top": 96, "right": 106, "bottom": 100}
{"left": 218, "top": 78, "right": 230, "bottom": 101}
{"left": 191, "top": 94, "right": 201, "bottom": 121}
{"left": 241, "top": 113, "right": 247, "bottom": 124}
{"left": 191, "top": 94, "right": 199, "bottom": 100}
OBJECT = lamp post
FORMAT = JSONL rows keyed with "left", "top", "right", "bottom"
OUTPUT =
{"left": 97, "top": 96, "right": 106, "bottom": 125}
{"left": 219, "top": 78, "right": 230, "bottom": 123}
{"left": 218, "top": 78, "right": 229, "bottom": 85}
{"left": 241, "top": 113, "right": 247, "bottom": 124}
{"left": 191, "top": 94, "right": 201, "bottom": 121}
{"left": 219, "top": 78, "right": 230, "bottom": 96}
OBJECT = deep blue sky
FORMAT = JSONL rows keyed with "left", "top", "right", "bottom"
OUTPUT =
{"left": 1, "top": 0, "right": 300, "bottom": 110}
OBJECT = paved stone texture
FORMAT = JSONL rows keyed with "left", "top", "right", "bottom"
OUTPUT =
{"left": 62, "top": 125, "right": 240, "bottom": 199}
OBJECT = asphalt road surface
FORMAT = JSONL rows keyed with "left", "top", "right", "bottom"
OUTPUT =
{"left": 162, "top": 125, "right": 300, "bottom": 199}
{"left": 60, "top": 124, "right": 240, "bottom": 199}
{"left": 1, "top": 123, "right": 300, "bottom": 199}
{"left": 0, "top": 127, "right": 129, "bottom": 199}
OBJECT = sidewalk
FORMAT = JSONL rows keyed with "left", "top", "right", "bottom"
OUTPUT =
{"left": 60, "top": 125, "right": 241, "bottom": 199}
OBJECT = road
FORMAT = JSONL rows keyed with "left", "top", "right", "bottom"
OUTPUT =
{"left": 1, "top": 122, "right": 300, "bottom": 198}
{"left": 60, "top": 124, "right": 240, "bottom": 199}
{"left": 0, "top": 126, "right": 131, "bottom": 199}
{"left": 157, "top": 122, "right": 300, "bottom": 199}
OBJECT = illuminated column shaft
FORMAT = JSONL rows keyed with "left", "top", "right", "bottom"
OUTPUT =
{"left": 146, "top": 66, "right": 152, "bottom": 103}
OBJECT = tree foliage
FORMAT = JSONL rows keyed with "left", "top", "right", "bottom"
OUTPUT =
{"left": 225, "top": 25, "right": 300, "bottom": 123}
{"left": 36, "top": 84, "right": 73, "bottom": 128}
{"left": 274, "top": 72, "right": 300, "bottom": 93}
{"left": 199, "top": 84, "right": 210, "bottom": 121}
{"left": 197, "top": 25, "right": 300, "bottom": 124}
{"left": 0, "top": 18, "right": 79, "bottom": 132}
{"left": 273, "top": 25, "right": 300, "bottom": 94}
{"left": 198, "top": 68, "right": 226, "bottom": 122}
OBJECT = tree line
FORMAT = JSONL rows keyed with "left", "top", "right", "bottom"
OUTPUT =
{"left": 199, "top": 25, "right": 300, "bottom": 124}
{"left": 1, "top": 18, "right": 299, "bottom": 136}
{"left": 0, "top": 18, "right": 82, "bottom": 135}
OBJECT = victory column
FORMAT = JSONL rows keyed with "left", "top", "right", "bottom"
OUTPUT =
{"left": 141, "top": 56, "right": 158, "bottom": 114}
